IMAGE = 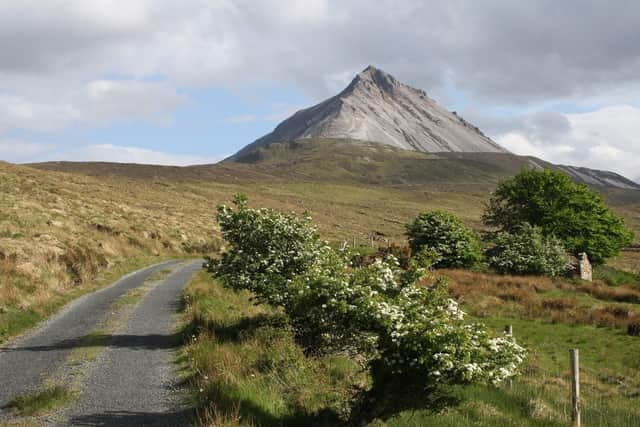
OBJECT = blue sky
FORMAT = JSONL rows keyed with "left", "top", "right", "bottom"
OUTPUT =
{"left": 1, "top": 1, "right": 639, "bottom": 181}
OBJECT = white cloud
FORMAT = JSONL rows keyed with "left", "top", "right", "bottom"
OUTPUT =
{"left": 51, "top": 144, "right": 222, "bottom": 166}
{"left": 493, "top": 105, "right": 640, "bottom": 182}
{"left": 85, "top": 80, "right": 185, "bottom": 124}
{"left": 0, "top": 139, "right": 53, "bottom": 162}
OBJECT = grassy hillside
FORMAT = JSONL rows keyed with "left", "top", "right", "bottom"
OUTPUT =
{"left": 0, "top": 161, "right": 497, "bottom": 342}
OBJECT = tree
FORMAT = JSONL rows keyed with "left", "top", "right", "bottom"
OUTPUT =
{"left": 406, "top": 211, "right": 482, "bottom": 269}
{"left": 487, "top": 223, "right": 572, "bottom": 276}
{"left": 483, "top": 169, "right": 634, "bottom": 265}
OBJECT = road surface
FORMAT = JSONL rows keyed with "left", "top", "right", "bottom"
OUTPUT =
{"left": 0, "top": 259, "right": 202, "bottom": 426}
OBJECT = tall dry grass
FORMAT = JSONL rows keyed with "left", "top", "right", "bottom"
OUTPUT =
{"left": 440, "top": 269, "right": 640, "bottom": 332}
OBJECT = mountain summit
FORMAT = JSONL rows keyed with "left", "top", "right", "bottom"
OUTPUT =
{"left": 230, "top": 66, "right": 506, "bottom": 160}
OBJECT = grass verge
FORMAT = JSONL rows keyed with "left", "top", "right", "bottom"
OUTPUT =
{"left": 178, "top": 270, "right": 365, "bottom": 426}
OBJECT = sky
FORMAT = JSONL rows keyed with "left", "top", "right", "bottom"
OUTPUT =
{"left": 1, "top": 1, "right": 639, "bottom": 182}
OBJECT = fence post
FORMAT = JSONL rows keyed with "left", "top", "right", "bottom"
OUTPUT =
{"left": 505, "top": 325, "right": 513, "bottom": 389}
{"left": 370, "top": 236, "right": 374, "bottom": 248}
{"left": 570, "top": 349, "right": 581, "bottom": 427}
{"left": 353, "top": 237, "right": 357, "bottom": 248}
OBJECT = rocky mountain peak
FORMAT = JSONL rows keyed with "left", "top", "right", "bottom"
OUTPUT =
{"left": 228, "top": 66, "right": 508, "bottom": 160}
{"left": 346, "top": 65, "right": 400, "bottom": 94}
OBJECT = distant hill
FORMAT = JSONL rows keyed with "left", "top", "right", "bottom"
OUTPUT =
{"left": 30, "top": 138, "right": 640, "bottom": 198}
{"left": 228, "top": 66, "right": 506, "bottom": 161}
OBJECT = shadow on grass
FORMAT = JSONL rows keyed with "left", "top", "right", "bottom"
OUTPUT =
{"left": 199, "top": 381, "right": 344, "bottom": 427}
{"left": 203, "top": 313, "right": 289, "bottom": 343}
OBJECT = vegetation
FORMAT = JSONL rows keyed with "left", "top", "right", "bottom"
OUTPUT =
{"left": 484, "top": 168, "right": 634, "bottom": 264}
{"left": 2, "top": 386, "right": 72, "bottom": 416}
{"left": 486, "top": 223, "right": 572, "bottom": 276}
{"left": 406, "top": 210, "right": 482, "bottom": 268}
{"left": 181, "top": 268, "right": 640, "bottom": 426}
{"left": 2, "top": 150, "right": 640, "bottom": 425}
{"left": 205, "top": 196, "right": 525, "bottom": 422}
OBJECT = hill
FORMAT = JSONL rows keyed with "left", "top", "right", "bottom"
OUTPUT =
{"left": 31, "top": 138, "right": 640, "bottom": 195}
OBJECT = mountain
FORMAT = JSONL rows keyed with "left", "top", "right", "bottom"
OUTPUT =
{"left": 228, "top": 66, "right": 506, "bottom": 160}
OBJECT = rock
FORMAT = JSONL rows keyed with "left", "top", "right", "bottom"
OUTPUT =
{"left": 579, "top": 252, "right": 593, "bottom": 282}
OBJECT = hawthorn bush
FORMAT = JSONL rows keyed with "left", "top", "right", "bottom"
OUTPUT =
{"left": 206, "top": 195, "right": 526, "bottom": 420}
{"left": 487, "top": 223, "right": 572, "bottom": 276}
{"left": 406, "top": 211, "right": 482, "bottom": 269}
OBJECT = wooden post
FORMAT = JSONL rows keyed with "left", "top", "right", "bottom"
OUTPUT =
{"left": 353, "top": 237, "right": 356, "bottom": 248}
{"left": 370, "top": 236, "right": 374, "bottom": 248}
{"left": 570, "top": 349, "right": 581, "bottom": 427}
{"left": 505, "top": 325, "right": 513, "bottom": 389}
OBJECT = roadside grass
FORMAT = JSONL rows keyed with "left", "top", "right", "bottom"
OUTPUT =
{"left": 180, "top": 270, "right": 640, "bottom": 426}
{"left": 2, "top": 386, "right": 72, "bottom": 417}
{"left": 178, "top": 270, "right": 364, "bottom": 426}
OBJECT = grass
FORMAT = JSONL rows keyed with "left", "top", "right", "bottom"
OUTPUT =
{"left": 2, "top": 386, "right": 72, "bottom": 417}
{"left": 179, "top": 269, "right": 640, "bottom": 426}
{"left": 440, "top": 269, "right": 640, "bottom": 331}
{"left": 178, "top": 270, "right": 365, "bottom": 426}
{"left": 594, "top": 265, "right": 640, "bottom": 287}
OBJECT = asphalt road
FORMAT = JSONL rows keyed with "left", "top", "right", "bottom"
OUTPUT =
{"left": 0, "top": 259, "right": 202, "bottom": 426}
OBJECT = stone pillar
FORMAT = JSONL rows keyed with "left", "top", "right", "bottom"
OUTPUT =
{"left": 578, "top": 253, "right": 592, "bottom": 282}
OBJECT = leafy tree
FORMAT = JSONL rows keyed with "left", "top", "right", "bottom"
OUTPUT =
{"left": 487, "top": 223, "right": 572, "bottom": 276}
{"left": 483, "top": 168, "right": 634, "bottom": 264}
{"left": 208, "top": 196, "right": 526, "bottom": 421}
{"left": 406, "top": 211, "right": 482, "bottom": 268}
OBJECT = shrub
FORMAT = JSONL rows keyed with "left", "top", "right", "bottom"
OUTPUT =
{"left": 487, "top": 223, "right": 572, "bottom": 276}
{"left": 208, "top": 195, "right": 526, "bottom": 420}
{"left": 406, "top": 211, "right": 482, "bottom": 269}
{"left": 483, "top": 168, "right": 634, "bottom": 264}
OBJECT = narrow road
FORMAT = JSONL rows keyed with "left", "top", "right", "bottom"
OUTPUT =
{"left": 0, "top": 259, "right": 202, "bottom": 426}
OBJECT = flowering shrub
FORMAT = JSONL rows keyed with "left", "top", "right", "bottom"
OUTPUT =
{"left": 487, "top": 223, "right": 572, "bottom": 276}
{"left": 208, "top": 195, "right": 526, "bottom": 420}
{"left": 406, "top": 211, "right": 482, "bottom": 268}
{"left": 206, "top": 193, "right": 326, "bottom": 308}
